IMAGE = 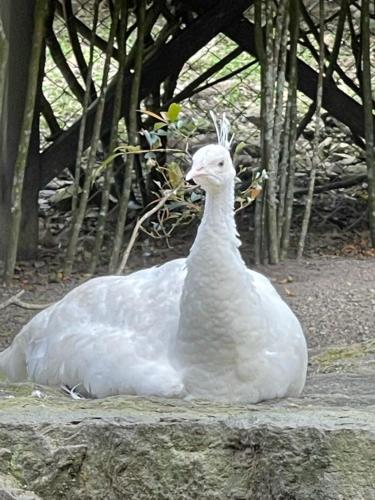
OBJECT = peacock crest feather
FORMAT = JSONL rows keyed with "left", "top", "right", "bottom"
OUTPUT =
{"left": 210, "top": 111, "right": 234, "bottom": 150}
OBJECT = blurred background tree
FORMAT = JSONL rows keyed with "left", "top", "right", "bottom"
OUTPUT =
{"left": 0, "top": 0, "right": 374, "bottom": 282}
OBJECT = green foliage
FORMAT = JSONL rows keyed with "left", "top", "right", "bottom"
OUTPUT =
{"left": 102, "top": 105, "right": 266, "bottom": 244}
{"left": 166, "top": 102, "right": 182, "bottom": 122}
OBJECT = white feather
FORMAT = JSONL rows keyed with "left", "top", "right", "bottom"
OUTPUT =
{"left": 210, "top": 111, "right": 234, "bottom": 150}
{"left": 0, "top": 142, "right": 307, "bottom": 403}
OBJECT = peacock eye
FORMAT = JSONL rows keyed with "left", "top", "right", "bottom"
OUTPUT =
{"left": 218, "top": 161, "right": 224, "bottom": 167}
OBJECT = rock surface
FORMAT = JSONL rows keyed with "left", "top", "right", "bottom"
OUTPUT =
{"left": 0, "top": 343, "right": 374, "bottom": 500}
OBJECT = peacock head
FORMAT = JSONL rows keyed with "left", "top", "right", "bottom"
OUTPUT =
{"left": 186, "top": 144, "right": 235, "bottom": 191}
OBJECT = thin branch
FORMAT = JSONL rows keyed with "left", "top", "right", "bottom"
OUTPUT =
{"left": 264, "top": 0, "right": 279, "bottom": 263}
{"left": 273, "top": 0, "right": 289, "bottom": 161}
{"left": 254, "top": 0, "right": 266, "bottom": 264}
{"left": 90, "top": 0, "right": 128, "bottom": 275}
{"left": 0, "top": 291, "right": 24, "bottom": 310}
{"left": 0, "top": 291, "right": 51, "bottom": 311}
{"left": 297, "top": 0, "right": 325, "bottom": 259}
{"left": 117, "top": 185, "right": 183, "bottom": 274}
{"left": 64, "top": 0, "right": 118, "bottom": 276}
{"left": 360, "top": 0, "right": 375, "bottom": 246}
{"left": 110, "top": 0, "right": 147, "bottom": 273}
{"left": 71, "top": 1, "right": 100, "bottom": 216}
{"left": 55, "top": 0, "right": 162, "bottom": 63}
{"left": 280, "top": 0, "right": 300, "bottom": 260}
{"left": 0, "top": 15, "right": 8, "bottom": 120}
{"left": 297, "top": 0, "right": 350, "bottom": 139}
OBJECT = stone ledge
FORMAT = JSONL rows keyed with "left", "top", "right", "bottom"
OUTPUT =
{"left": 0, "top": 343, "right": 374, "bottom": 499}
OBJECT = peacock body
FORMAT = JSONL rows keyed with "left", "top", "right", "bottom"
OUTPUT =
{"left": 0, "top": 118, "right": 308, "bottom": 403}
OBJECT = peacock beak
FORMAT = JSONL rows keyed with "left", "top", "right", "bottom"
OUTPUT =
{"left": 186, "top": 162, "right": 205, "bottom": 182}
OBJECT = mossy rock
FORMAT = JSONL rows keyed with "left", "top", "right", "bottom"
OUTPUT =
{"left": 311, "top": 340, "right": 375, "bottom": 374}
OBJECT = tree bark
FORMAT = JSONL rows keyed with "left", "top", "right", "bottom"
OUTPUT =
{"left": 264, "top": 0, "right": 279, "bottom": 264}
{"left": 0, "top": 0, "right": 45, "bottom": 263}
{"left": 64, "top": 0, "right": 117, "bottom": 276}
{"left": 297, "top": 0, "right": 325, "bottom": 260}
{"left": 2, "top": 0, "right": 48, "bottom": 281}
{"left": 109, "top": 0, "right": 146, "bottom": 273}
{"left": 360, "top": 0, "right": 375, "bottom": 246}
{"left": 90, "top": 0, "right": 128, "bottom": 275}
{"left": 280, "top": 0, "right": 300, "bottom": 259}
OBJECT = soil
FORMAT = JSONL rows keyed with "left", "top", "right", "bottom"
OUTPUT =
{"left": 1, "top": 247, "right": 374, "bottom": 361}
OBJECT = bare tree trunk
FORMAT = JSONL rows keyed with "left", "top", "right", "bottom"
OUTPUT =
{"left": 273, "top": 0, "right": 289, "bottom": 159}
{"left": 109, "top": 0, "right": 146, "bottom": 273}
{"left": 274, "top": 2, "right": 289, "bottom": 248}
{"left": 277, "top": 109, "right": 291, "bottom": 241}
{"left": 90, "top": 0, "right": 128, "bottom": 275}
{"left": 297, "top": 0, "right": 325, "bottom": 259}
{"left": 253, "top": 0, "right": 265, "bottom": 264}
{"left": 0, "top": 0, "right": 44, "bottom": 263}
{"left": 280, "top": 0, "right": 300, "bottom": 260}
{"left": 64, "top": 0, "right": 118, "bottom": 276}
{"left": 2, "top": 0, "right": 48, "bottom": 284}
{"left": 264, "top": 0, "right": 279, "bottom": 264}
{"left": 0, "top": 17, "right": 8, "bottom": 115}
{"left": 71, "top": 0, "right": 100, "bottom": 217}
{"left": 254, "top": 196, "right": 262, "bottom": 265}
{"left": 254, "top": 0, "right": 290, "bottom": 264}
{"left": 360, "top": 0, "right": 375, "bottom": 246}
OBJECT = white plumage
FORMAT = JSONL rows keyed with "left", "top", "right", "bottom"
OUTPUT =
{"left": 0, "top": 129, "right": 308, "bottom": 403}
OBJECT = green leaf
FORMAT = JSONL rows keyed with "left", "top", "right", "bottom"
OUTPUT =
{"left": 234, "top": 141, "right": 246, "bottom": 155}
{"left": 166, "top": 103, "right": 182, "bottom": 123}
{"left": 167, "top": 161, "right": 183, "bottom": 188}
{"left": 153, "top": 121, "right": 168, "bottom": 131}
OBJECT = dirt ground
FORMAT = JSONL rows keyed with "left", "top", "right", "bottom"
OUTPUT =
{"left": 0, "top": 253, "right": 374, "bottom": 356}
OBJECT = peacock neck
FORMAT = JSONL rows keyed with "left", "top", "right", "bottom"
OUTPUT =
{"left": 192, "top": 178, "right": 240, "bottom": 253}
{"left": 173, "top": 176, "right": 252, "bottom": 394}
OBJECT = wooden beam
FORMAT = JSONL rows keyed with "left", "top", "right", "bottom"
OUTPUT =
{"left": 295, "top": 173, "right": 367, "bottom": 195}
{"left": 39, "top": 0, "right": 253, "bottom": 188}
{"left": 184, "top": 0, "right": 370, "bottom": 141}
{"left": 226, "top": 21, "right": 368, "bottom": 140}
{"left": 40, "top": 0, "right": 370, "bottom": 188}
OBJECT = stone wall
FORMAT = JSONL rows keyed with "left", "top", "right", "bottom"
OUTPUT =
{"left": 0, "top": 343, "right": 374, "bottom": 499}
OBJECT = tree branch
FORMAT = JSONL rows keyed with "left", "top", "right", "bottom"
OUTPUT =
{"left": 0, "top": 290, "right": 51, "bottom": 311}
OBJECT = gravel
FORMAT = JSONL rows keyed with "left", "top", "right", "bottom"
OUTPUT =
{"left": 1, "top": 256, "right": 374, "bottom": 353}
